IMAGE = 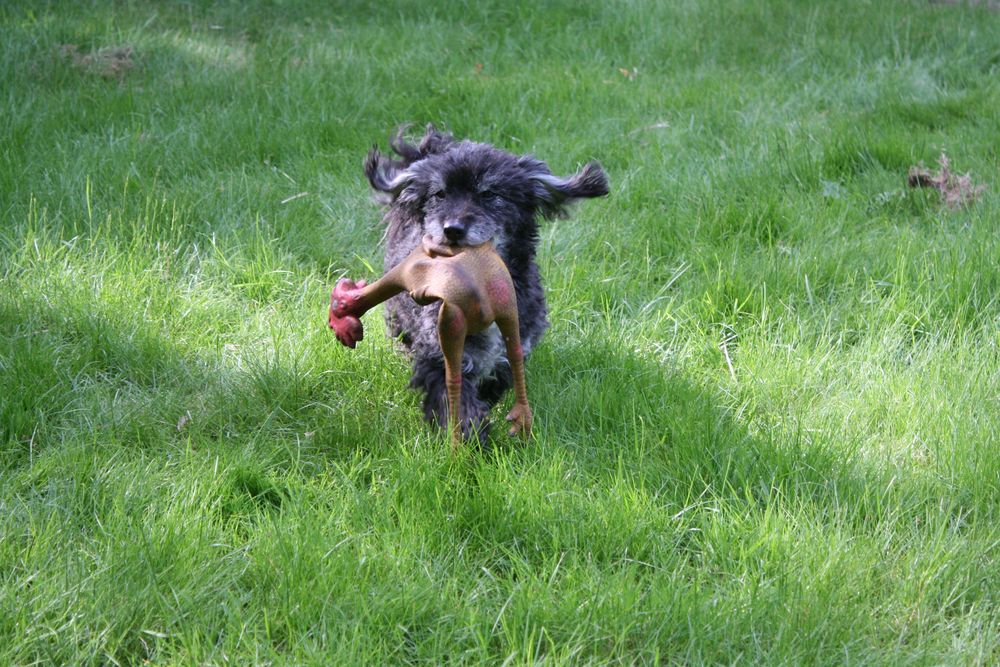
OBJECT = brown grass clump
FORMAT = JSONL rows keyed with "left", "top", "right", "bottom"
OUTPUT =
{"left": 907, "top": 152, "right": 986, "bottom": 209}
{"left": 58, "top": 44, "right": 136, "bottom": 80}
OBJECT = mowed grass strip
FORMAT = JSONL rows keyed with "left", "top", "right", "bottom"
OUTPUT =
{"left": 2, "top": 0, "right": 999, "bottom": 664}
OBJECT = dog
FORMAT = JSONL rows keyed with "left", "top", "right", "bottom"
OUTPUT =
{"left": 363, "top": 124, "right": 608, "bottom": 439}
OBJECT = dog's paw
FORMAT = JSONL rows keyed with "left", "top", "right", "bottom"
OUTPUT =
{"left": 505, "top": 403, "right": 533, "bottom": 438}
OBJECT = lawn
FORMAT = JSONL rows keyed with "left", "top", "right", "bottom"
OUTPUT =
{"left": 2, "top": 0, "right": 999, "bottom": 664}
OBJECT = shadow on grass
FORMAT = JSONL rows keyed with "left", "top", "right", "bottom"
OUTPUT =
{"left": 3, "top": 278, "right": 991, "bottom": 665}
{"left": 0, "top": 287, "right": 373, "bottom": 471}
{"left": 2, "top": 278, "right": 950, "bottom": 534}
{"left": 460, "top": 331, "right": 956, "bottom": 568}
{"left": 418, "top": 333, "right": 996, "bottom": 664}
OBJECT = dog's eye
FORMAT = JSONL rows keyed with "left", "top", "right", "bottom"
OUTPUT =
{"left": 480, "top": 190, "right": 504, "bottom": 203}
{"left": 432, "top": 190, "right": 445, "bottom": 200}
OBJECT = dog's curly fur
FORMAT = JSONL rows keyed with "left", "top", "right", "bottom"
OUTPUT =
{"left": 364, "top": 124, "right": 609, "bottom": 439}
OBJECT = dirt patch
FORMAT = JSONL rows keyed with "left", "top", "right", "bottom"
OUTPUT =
{"left": 908, "top": 152, "right": 987, "bottom": 209}
{"left": 58, "top": 44, "right": 137, "bottom": 80}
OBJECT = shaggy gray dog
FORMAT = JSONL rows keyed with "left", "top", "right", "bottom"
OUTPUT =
{"left": 364, "top": 125, "right": 608, "bottom": 439}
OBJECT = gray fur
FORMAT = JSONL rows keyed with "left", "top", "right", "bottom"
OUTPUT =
{"left": 363, "top": 124, "right": 609, "bottom": 438}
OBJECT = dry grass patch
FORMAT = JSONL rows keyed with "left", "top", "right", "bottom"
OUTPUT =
{"left": 908, "top": 152, "right": 987, "bottom": 209}
{"left": 58, "top": 44, "right": 136, "bottom": 80}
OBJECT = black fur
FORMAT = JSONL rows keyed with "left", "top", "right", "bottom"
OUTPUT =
{"left": 363, "top": 124, "right": 608, "bottom": 439}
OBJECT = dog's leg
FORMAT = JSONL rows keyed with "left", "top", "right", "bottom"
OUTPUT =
{"left": 477, "top": 359, "right": 513, "bottom": 406}
{"left": 408, "top": 356, "right": 447, "bottom": 424}
{"left": 437, "top": 301, "right": 467, "bottom": 450}
{"left": 410, "top": 359, "right": 490, "bottom": 441}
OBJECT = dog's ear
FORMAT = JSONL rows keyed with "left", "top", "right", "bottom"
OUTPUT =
{"left": 365, "top": 146, "right": 414, "bottom": 203}
{"left": 389, "top": 124, "right": 423, "bottom": 164}
{"left": 523, "top": 159, "right": 609, "bottom": 218}
{"left": 389, "top": 123, "right": 455, "bottom": 165}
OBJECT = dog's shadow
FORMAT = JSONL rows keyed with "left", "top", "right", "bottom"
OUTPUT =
{"left": 5, "top": 283, "right": 923, "bottom": 544}
{"left": 498, "top": 330, "right": 907, "bottom": 529}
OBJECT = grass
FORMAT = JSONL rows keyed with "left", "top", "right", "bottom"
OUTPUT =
{"left": 2, "top": 0, "right": 999, "bottom": 664}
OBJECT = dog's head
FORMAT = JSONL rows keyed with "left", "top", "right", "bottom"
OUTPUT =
{"left": 365, "top": 125, "right": 609, "bottom": 252}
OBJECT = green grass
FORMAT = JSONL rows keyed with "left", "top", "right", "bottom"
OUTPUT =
{"left": 2, "top": 0, "right": 999, "bottom": 664}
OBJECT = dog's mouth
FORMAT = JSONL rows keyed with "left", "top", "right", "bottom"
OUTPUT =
{"left": 421, "top": 234, "right": 463, "bottom": 257}
{"left": 440, "top": 233, "right": 472, "bottom": 248}
{"left": 443, "top": 234, "right": 490, "bottom": 250}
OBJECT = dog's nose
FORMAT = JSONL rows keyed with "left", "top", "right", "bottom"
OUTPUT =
{"left": 443, "top": 222, "right": 466, "bottom": 242}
